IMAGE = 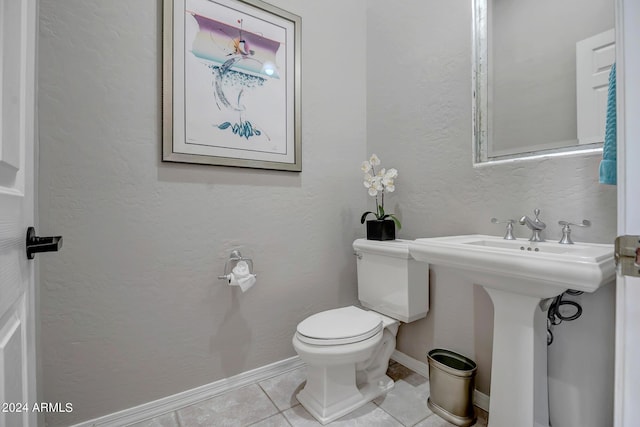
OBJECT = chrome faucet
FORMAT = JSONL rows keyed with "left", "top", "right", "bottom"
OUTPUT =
{"left": 519, "top": 209, "right": 546, "bottom": 242}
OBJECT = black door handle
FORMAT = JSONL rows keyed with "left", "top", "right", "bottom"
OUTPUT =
{"left": 26, "top": 227, "right": 63, "bottom": 259}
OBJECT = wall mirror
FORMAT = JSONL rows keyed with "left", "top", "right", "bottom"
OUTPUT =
{"left": 473, "top": 0, "right": 615, "bottom": 164}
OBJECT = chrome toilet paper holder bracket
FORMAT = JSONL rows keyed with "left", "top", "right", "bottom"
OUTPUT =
{"left": 218, "top": 250, "right": 256, "bottom": 280}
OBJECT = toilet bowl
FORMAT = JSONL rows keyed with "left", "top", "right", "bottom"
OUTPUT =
{"left": 292, "top": 239, "right": 429, "bottom": 424}
{"left": 292, "top": 306, "right": 399, "bottom": 424}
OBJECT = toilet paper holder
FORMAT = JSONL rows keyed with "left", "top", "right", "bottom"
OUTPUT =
{"left": 217, "top": 250, "right": 256, "bottom": 280}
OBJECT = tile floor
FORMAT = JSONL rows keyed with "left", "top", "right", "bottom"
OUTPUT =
{"left": 127, "top": 361, "right": 488, "bottom": 427}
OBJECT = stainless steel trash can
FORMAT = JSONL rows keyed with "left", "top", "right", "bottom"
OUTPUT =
{"left": 427, "top": 349, "right": 477, "bottom": 427}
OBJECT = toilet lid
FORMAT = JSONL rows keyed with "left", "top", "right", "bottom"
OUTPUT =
{"left": 296, "top": 306, "right": 383, "bottom": 345}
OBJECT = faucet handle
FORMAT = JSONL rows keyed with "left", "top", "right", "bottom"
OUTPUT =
{"left": 491, "top": 218, "right": 517, "bottom": 240}
{"left": 532, "top": 209, "right": 546, "bottom": 228}
{"left": 558, "top": 220, "right": 591, "bottom": 244}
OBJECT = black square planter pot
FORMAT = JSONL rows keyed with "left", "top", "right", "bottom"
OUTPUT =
{"left": 366, "top": 219, "right": 396, "bottom": 241}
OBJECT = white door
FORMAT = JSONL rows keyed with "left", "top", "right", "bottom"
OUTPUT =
{"left": 614, "top": 0, "right": 640, "bottom": 425}
{"left": 576, "top": 28, "right": 615, "bottom": 146}
{"left": 0, "top": 0, "right": 38, "bottom": 426}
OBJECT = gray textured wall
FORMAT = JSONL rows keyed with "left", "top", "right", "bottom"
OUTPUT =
{"left": 37, "top": 1, "right": 366, "bottom": 425}
{"left": 365, "top": 0, "right": 617, "bottom": 403}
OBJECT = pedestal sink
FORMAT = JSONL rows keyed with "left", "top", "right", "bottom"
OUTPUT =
{"left": 408, "top": 235, "right": 614, "bottom": 427}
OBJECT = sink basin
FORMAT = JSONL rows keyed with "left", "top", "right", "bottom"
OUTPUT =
{"left": 409, "top": 234, "right": 614, "bottom": 298}
{"left": 408, "top": 235, "right": 615, "bottom": 427}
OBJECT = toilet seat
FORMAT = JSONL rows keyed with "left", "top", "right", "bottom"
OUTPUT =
{"left": 296, "top": 306, "right": 382, "bottom": 346}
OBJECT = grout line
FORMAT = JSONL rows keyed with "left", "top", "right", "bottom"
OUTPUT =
{"left": 173, "top": 411, "right": 182, "bottom": 427}
{"left": 410, "top": 413, "right": 437, "bottom": 427}
{"left": 256, "top": 382, "right": 285, "bottom": 418}
{"left": 280, "top": 406, "right": 298, "bottom": 427}
{"left": 254, "top": 370, "right": 298, "bottom": 426}
{"left": 247, "top": 384, "right": 281, "bottom": 427}
{"left": 244, "top": 412, "right": 282, "bottom": 427}
{"left": 379, "top": 407, "right": 409, "bottom": 427}
{"left": 281, "top": 409, "right": 294, "bottom": 427}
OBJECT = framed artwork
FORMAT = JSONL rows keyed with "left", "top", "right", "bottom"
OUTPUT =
{"left": 163, "top": 0, "right": 301, "bottom": 171}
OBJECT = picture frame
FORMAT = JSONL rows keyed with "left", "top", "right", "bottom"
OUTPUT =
{"left": 163, "top": 0, "right": 301, "bottom": 171}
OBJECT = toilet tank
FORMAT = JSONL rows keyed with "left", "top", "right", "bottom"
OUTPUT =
{"left": 353, "top": 239, "right": 429, "bottom": 323}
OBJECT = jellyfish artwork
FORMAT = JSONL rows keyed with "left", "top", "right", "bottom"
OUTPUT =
{"left": 188, "top": 12, "right": 282, "bottom": 141}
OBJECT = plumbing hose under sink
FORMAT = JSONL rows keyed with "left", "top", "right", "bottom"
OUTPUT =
{"left": 546, "top": 290, "right": 583, "bottom": 346}
{"left": 546, "top": 290, "right": 584, "bottom": 426}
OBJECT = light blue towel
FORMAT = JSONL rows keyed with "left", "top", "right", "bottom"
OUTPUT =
{"left": 599, "top": 63, "right": 617, "bottom": 185}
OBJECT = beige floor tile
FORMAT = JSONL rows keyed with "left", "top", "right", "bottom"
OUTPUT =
{"left": 413, "top": 413, "right": 458, "bottom": 427}
{"left": 247, "top": 413, "right": 292, "bottom": 427}
{"left": 373, "top": 373, "right": 432, "bottom": 426}
{"left": 283, "top": 402, "right": 403, "bottom": 427}
{"left": 176, "top": 384, "right": 278, "bottom": 426}
{"left": 258, "top": 366, "right": 307, "bottom": 411}
{"left": 126, "top": 412, "right": 179, "bottom": 427}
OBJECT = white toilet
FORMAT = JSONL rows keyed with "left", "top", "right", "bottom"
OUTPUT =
{"left": 292, "top": 239, "right": 429, "bottom": 424}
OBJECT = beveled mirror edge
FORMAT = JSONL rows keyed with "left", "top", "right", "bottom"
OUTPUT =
{"left": 472, "top": 146, "right": 603, "bottom": 169}
{"left": 471, "top": 0, "right": 488, "bottom": 164}
{"left": 472, "top": 0, "right": 605, "bottom": 166}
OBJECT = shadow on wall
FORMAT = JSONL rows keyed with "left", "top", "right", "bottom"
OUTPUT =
{"left": 157, "top": 153, "right": 303, "bottom": 188}
{"left": 209, "top": 288, "right": 252, "bottom": 375}
{"left": 395, "top": 268, "right": 495, "bottom": 395}
{"left": 394, "top": 269, "right": 436, "bottom": 365}
{"left": 472, "top": 284, "right": 494, "bottom": 395}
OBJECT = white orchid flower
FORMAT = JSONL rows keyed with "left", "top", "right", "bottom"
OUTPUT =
{"left": 385, "top": 168, "right": 398, "bottom": 179}
{"left": 363, "top": 173, "right": 374, "bottom": 188}
{"left": 359, "top": 154, "right": 402, "bottom": 230}
{"left": 365, "top": 175, "right": 382, "bottom": 196}
{"left": 373, "top": 176, "right": 383, "bottom": 191}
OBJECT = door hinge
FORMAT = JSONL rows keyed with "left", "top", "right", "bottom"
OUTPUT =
{"left": 615, "top": 235, "right": 640, "bottom": 278}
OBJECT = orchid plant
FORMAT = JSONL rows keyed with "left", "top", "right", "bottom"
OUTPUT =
{"left": 360, "top": 154, "right": 401, "bottom": 229}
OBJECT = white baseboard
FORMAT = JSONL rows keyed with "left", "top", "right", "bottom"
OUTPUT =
{"left": 69, "top": 356, "right": 305, "bottom": 427}
{"left": 473, "top": 389, "right": 490, "bottom": 413}
{"left": 391, "top": 349, "right": 430, "bottom": 376}
{"left": 391, "top": 350, "right": 490, "bottom": 413}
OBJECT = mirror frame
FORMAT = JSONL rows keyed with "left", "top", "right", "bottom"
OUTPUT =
{"left": 472, "top": 0, "right": 605, "bottom": 165}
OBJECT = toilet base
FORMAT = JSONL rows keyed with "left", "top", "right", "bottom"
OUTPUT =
{"left": 292, "top": 307, "right": 400, "bottom": 424}
{"left": 297, "top": 373, "right": 394, "bottom": 425}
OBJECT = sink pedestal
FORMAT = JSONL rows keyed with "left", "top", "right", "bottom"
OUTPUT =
{"left": 407, "top": 235, "right": 615, "bottom": 427}
{"left": 484, "top": 287, "right": 549, "bottom": 427}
